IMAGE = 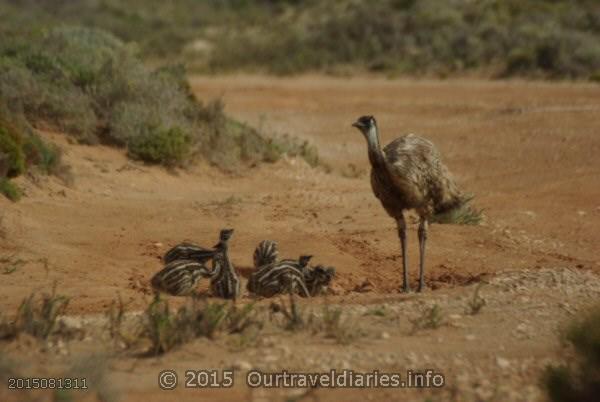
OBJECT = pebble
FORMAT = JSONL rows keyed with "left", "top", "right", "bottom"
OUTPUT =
{"left": 380, "top": 331, "right": 390, "bottom": 340}
{"left": 516, "top": 323, "right": 528, "bottom": 333}
{"left": 496, "top": 356, "right": 510, "bottom": 369}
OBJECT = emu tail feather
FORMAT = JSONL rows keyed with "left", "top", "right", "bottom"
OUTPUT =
{"left": 431, "top": 176, "right": 482, "bottom": 225}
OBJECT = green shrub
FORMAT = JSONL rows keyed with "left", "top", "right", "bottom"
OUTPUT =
{"left": 1, "top": 24, "right": 318, "bottom": 169}
{"left": 0, "top": 178, "right": 21, "bottom": 202}
{"left": 22, "top": 134, "right": 61, "bottom": 174}
{"left": 2, "top": 0, "right": 599, "bottom": 78}
{"left": 0, "top": 127, "right": 25, "bottom": 178}
{"left": 542, "top": 305, "right": 600, "bottom": 402}
{"left": 127, "top": 126, "right": 190, "bottom": 165}
{"left": 0, "top": 286, "right": 70, "bottom": 340}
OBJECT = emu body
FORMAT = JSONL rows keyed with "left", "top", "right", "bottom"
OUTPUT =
{"left": 352, "top": 115, "right": 464, "bottom": 292}
{"left": 253, "top": 240, "right": 279, "bottom": 268}
{"left": 151, "top": 260, "right": 211, "bottom": 296}
{"left": 209, "top": 229, "right": 240, "bottom": 300}
{"left": 247, "top": 255, "right": 313, "bottom": 298}
{"left": 163, "top": 229, "right": 233, "bottom": 264}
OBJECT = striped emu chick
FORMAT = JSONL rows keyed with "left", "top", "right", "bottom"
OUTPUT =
{"left": 247, "top": 255, "right": 313, "bottom": 298}
{"left": 209, "top": 230, "right": 240, "bottom": 300}
{"left": 305, "top": 265, "right": 336, "bottom": 296}
{"left": 253, "top": 240, "right": 279, "bottom": 268}
{"left": 163, "top": 229, "right": 234, "bottom": 264}
{"left": 151, "top": 260, "right": 212, "bottom": 296}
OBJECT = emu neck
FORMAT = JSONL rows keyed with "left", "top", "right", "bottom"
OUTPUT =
{"left": 365, "top": 126, "right": 385, "bottom": 168}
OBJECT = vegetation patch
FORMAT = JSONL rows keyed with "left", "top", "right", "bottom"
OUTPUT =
{"left": 410, "top": 304, "right": 446, "bottom": 334}
{"left": 0, "top": 26, "right": 320, "bottom": 171}
{"left": 141, "top": 295, "right": 261, "bottom": 356}
{"left": 2, "top": 1, "right": 597, "bottom": 78}
{"left": 431, "top": 196, "right": 484, "bottom": 225}
{"left": 0, "top": 100, "right": 71, "bottom": 199}
{"left": 0, "top": 178, "right": 21, "bottom": 202}
{"left": 542, "top": 305, "right": 600, "bottom": 402}
{"left": 0, "top": 285, "right": 70, "bottom": 341}
{"left": 269, "top": 295, "right": 364, "bottom": 344}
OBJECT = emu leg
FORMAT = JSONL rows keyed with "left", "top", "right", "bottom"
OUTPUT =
{"left": 417, "top": 218, "right": 428, "bottom": 292}
{"left": 397, "top": 215, "right": 410, "bottom": 292}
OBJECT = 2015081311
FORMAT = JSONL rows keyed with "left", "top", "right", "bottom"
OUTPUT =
{"left": 184, "top": 370, "right": 234, "bottom": 388}
{"left": 8, "top": 377, "right": 88, "bottom": 390}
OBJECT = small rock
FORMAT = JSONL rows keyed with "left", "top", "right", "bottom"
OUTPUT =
{"left": 153, "top": 242, "right": 163, "bottom": 249}
{"left": 449, "top": 314, "right": 462, "bottom": 320}
{"left": 354, "top": 280, "right": 374, "bottom": 293}
{"left": 406, "top": 352, "right": 418, "bottom": 364}
{"left": 465, "top": 334, "right": 476, "bottom": 341}
{"left": 380, "top": 331, "right": 390, "bottom": 340}
{"left": 496, "top": 356, "right": 510, "bottom": 369}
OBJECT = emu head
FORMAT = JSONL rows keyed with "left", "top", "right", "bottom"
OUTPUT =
{"left": 314, "top": 265, "right": 335, "bottom": 283}
{"left": 309, "top": 265, "right": 336, "bottom": 295}
{"left": 298, "top": 255, "right": 313, "bottom": 268}
{"left": 352, "top": 115, "right": 377, "bottom": 137}
{"left": 219, "top": 228, "right": 234, "bottom": 241}
{"left": 215, "top": 228, "right": 234, "bottom": 248}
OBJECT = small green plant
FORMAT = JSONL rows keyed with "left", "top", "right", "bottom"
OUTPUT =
{"left": 0, "top": 178, "right": 21, "bottom": 201}
{"left": 269, "top": 294, "right": 309, "bottom": 332}
{"left": 542, "top": 305, "right": 600, "bottom": 402}
{"left": 226, "top": 302, "right": 260, "bottom": 334}
{"left": 318, "top": 305, "right": 361, "bottom": 345}
{"left": 0, "top": 284, "right": 70, "bottom": 340}
{"left": 0, "top": 127, "right": 25, "bottom": 177}
{"left": 22, "top": 133, "right": 61, "bottom": 174}
{"left": 465, "top": 284, "right": 486, "bottom": 315}
{"left": 270, "top": 296, "right": 361, "bottom": 344}
{"left": 0, "top": 258, "right": 26, "bottom": 275}
{"left": 365, "top": 306, "right": 388, "bottom": 317}
{"left": 143, "top": 295, "right": 181, "bottom": 355}
{"left": 431, "top": 196, "right": 484, "bottom": 225}
{"left": 410, "top": 304, "right": 445, "bottom": 334}
{"left": 105, "top": 293, "right": 141, "bottom": 349}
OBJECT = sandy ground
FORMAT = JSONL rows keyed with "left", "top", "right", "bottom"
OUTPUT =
{"left": 1, "top": 76, "right": 599, "bottom": 401}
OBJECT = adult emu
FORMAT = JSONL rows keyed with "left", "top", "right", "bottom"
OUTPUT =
{"left": 352, "top": 115, "right": 465, "bottom": 292}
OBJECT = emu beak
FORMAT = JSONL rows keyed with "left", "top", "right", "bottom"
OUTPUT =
{"left": 352, "top": 121, "right": 360, "bottom": 128}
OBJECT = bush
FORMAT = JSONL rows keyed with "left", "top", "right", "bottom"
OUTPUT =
{"left": 0, "top": 178, "right": 21, "bottom": 202}
{"left": 542, "top": 305, "right": 600, "bottom": 402}
{"left": 127, "top": 126, "right": 190, "bottom": 165}
{"left": 1, "top": 26, "right": 314, "bottom": 168}
{"left": 0, "top": 127, "right": 25, "bottom": 178}
{"left": 22, "top": 134, "right": 61, "bottom": 175}
{"left": 2, "top": 0, "right": 599, "bottom": 78}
